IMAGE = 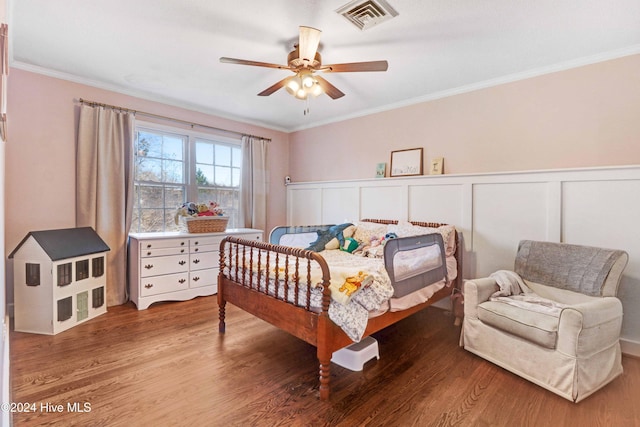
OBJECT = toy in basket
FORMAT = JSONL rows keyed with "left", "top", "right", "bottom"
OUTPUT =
{"left": 174, "top": 201, "right": 228, "bottom": 233}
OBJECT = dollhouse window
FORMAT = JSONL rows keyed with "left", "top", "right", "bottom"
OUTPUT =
{"left": 57, "top": 263, "right": 72, "bottom": 286}
{"left": 76, "top": 259, "right": 89, "bottom": 281}
{"left": 92, "top": 257, "right": 104, "bottom": 278}
{"left": 57, "top": 296, "right": 72, "bottom": 322}
{"left": 92, "top": 286, "right": 105, "bottom": 308}
{"left": 26, "top": 263, "right": 40, "bottom": 286}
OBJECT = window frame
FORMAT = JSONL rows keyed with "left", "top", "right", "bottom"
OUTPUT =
{"left": 132, "top": 121, "right": 242, "bottom": 233}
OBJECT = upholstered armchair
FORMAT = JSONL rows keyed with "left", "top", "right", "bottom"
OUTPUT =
{"left": 461, "top": 240, "right": 628, "bottom": 402}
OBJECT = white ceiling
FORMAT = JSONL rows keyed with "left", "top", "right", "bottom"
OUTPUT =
{"left": 9, "top": 0, "right": 640, "bottom": 132}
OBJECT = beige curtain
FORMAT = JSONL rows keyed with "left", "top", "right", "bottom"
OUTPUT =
{"left": 76, "top": 104, "right": 134, "bottom": 306}
{"left": 241, "top": 136, "right": 268, "bottom": 231}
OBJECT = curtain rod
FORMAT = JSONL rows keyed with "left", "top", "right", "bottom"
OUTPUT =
{"left": 77, "top": 98, "right": 271, "bottom": 142}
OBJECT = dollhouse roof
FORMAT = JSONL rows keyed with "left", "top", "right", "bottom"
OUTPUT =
{"left": 9, "top": 227, "right": 110, "bottom": 261}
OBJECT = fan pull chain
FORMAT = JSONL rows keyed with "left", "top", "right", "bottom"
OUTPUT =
{"left": 303, "top": 97, "right": 310, "bottom": 116}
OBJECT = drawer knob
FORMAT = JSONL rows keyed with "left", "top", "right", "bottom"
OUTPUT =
{"left": 194, "top": 248, "right": 199, "bottom": 252}
{"left": 144, "top": 264, "right": 154, "bottom": 270}
{"left": 147, "top": 251, "right": 152, "bottom": 256}
{"left": 181, "top": 249, "right": 185, "bottom": 253}
{"left": 144, "top": 284, "right": 153, "bottom": 289}
{"left": 193, "top": 276, "right": 200, "bottom": 281}
{"left": 146, "top": 244, "right": 152, "bottom": 248}
{"left": 195, "top": 241, "right": 199, "bottom": 245}
{"left": 178, "top": 278, "right": 186, "bottom": 284}
{"left": 193, "top": 259, "right": 200, "bottom": 264}
{"left": 179, "top": 260, "right": 186, "bottom": 265}
{"left": 181, "top": 242, "right": 185, "bottom": 246}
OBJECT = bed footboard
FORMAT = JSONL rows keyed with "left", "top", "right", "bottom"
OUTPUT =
{"left": 218, "top": 236, "right": 339, "bottom": 399}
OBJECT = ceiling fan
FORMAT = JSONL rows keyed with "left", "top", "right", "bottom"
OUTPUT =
{"left": 220, "top": 26, "right": 388, "bottom": 100}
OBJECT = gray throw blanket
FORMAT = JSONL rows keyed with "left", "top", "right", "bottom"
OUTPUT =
{"left": 514, "top": 240, "right": 624, "bottom": 296}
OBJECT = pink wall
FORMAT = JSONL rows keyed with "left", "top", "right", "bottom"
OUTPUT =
{"left": 6, "top": 69, "right": 290, "bottom": 257}
{"left": 5, "top": 54, "right": 640, "bottom": 266}
{"left": 289, "top": 54, "right": 640, "bottom": 183}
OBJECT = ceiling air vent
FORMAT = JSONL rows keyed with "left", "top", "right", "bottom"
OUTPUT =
{"left": 336, "top": 0, "right": 398, "bottom": 31}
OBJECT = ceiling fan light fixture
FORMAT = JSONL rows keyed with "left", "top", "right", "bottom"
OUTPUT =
{"left": 285, "top": 76, "right": 301, "bottom": 94}
{"left": 295, "top": 87, "right": 308, "bottom": 99}
{"left": 311, "top": 83, "right": 323, "bottom": 97}
{"left": 300, "top": 71, "right": 315, "bottom": 88}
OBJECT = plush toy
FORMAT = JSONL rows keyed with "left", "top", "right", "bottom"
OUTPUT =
{"left": 340, "top": 237, "right": 359, "bottom": 253}
{"left": 385, "top": 232, "right": 398, "bottom": 240}
{"left": 306, "top": 223, "right": 353, "bottom": 252}
{"left": 174, "top": 202, "right": 199, "bottom": 224}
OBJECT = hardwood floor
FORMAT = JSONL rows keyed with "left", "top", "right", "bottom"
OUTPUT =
{"left": 10, "top": 296, "right": 640, "bottom": 426}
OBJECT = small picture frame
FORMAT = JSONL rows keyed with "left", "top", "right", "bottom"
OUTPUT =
{"left": 390, "top": 148, "right": 423, "bottom": 177}
{"left": 430, "top": 157, "right": 444, "bottom": 175}
{"left": 375, "top": 162, "right": 386, "bottom": 178}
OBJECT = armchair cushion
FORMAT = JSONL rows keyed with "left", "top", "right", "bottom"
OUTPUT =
{"left": 478, "top": 299, "right": 560, "bottom": 348}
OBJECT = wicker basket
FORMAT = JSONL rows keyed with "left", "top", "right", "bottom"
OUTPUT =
{"left": 185, "top": 216, "right": 229, "bottom": 233}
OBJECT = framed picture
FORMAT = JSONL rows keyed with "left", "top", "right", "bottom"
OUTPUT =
{"left": 390, "top": 148, "right": 423, "bottom": 177}
{"left": 375, "top": 162, "right": 386, "bottom": 178}
{"left": 430, "top": 157, "right": 444, "bottom": 175}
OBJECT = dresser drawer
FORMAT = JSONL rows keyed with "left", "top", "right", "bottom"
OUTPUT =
{"left": 139, "top": 238, "right": 188, "bottom": 251}
{"left": 191, "top": 236, "right": 224, "bottom": 247}
{"left": 190, "top": 252, "right": 218, "bottom": 270}
{"left": 190, "top": 268, "right": 218, "bottom": 288}
{"left": 235, "top": 233, "right": 262, "bottom": 241}
{"left": 141, "top": 246, "right": 188, "bottom": 258}
{"left": 140, "top": 254, "right": 189, "bottom": 277}
{"left": 190, "top": 244, "right": 218, "bottom": 254}
{"left": 140, "top": 272, "right": 189, "bottom": 296}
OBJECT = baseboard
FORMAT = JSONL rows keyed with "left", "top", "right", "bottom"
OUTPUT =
{"left": 621, "top": 337, "right": 640, "bottom": 358}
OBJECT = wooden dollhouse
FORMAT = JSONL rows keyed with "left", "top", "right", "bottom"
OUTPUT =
{"left": 9, "top": 227, "right": 110, "bottom": 335}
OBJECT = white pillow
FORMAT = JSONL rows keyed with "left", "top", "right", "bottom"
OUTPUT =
{"left": 353, "top": 221, "right": 387, "bottom": 244}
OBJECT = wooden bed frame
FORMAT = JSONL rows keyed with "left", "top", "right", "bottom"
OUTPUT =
{"left": 217, "top": 219, "right": 462, "bottom": 400}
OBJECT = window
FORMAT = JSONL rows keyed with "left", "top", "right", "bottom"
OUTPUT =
{"left": 57, "top": 263, "right": 72, "bottom": 287}
{"left": 92, "top": 286, "right": 105, "bottom": 308}
{"left": 26, "top": 263, "right": 40, "bottom": 286}
{"left": 76, "top": 259, "right": 89, "bottom": 281}
{"left": 92, "top": 257, "right": 105, "bottom": 278}
{"left": 132, "top": 124, "right": 242, "bottom": 233}
{"left": 57, "top": 297, "right": 72, "bottom": 322}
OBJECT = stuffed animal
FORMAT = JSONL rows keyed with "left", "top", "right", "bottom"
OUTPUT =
{"left": 340, "top": 237, "right": 359, "bottom": 253}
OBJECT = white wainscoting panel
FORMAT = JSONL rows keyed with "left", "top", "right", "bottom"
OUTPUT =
{"left": 321, "top": 186, "right": 360, "bottom": 224}
{"left": 472, "top": 182, "right": 552, "bottom": 278}
{"left": 562, "top": 179, "right": 640, "bottom": 341}
{"left": 361, "top": 185, "right": 405, "bottom": 220}
{"left": 408, "top": 183, "right": 465, "bottom": 226}
{"left": 286, "top": 166, "right": 640, "bottom": 356}
{"left": 288, "top": 188, "right": 322, "bottom": 225}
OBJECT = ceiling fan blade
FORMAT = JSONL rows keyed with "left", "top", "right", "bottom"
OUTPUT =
{"left": 314, "top": 76, "right": 345, "bottom": 99}
{"left": 220, "top": 57, "right": 291, "bottom": 70}
{"left": 298, "top": 26, "right": 321, "bottom": 64}
{"left": 257, "top": 77, "right": 290, "bottom": 96}
{"left": 322, "top": 60, "right": 388, "bottom": 73}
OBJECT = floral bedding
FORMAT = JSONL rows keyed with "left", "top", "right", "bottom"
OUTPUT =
{"left": 230, "top": 249, "right": 393, "bottom": 342}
